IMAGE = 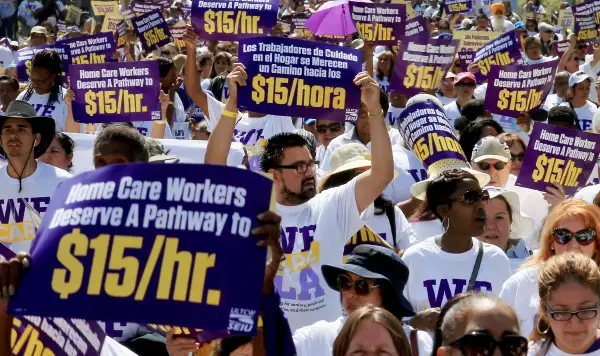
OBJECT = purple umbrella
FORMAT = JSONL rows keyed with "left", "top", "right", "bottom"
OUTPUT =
{"left": 305, "top": 0, "right": 372, "bottom": 37}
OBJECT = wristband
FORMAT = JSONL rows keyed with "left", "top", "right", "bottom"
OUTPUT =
{"left": 223, "top": 109, "right": 238, "bottom": 118}
{"left": 368, "top": 108, "right": 384, "bottom": 118}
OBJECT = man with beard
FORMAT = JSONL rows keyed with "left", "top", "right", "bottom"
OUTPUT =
{"left": 204, "top": 66, "right": 394, "bottom": 332}
{"left": 0, "top": 101, "right": 71, "bottom": 254}
{"left": 490, "top": 3, "right": 515, "bottom": 32}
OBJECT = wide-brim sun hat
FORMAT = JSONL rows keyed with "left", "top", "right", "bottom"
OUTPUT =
{"left": 483, "top": 186, "right": 534, "bottom": 242}
{"left": 0, "top": 100, "right": 55, "bottom": 159}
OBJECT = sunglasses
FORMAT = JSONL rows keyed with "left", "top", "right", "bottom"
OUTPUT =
{"left": 477, "top": 161, "right": 506, "bottom": 171}
{"left": 316, "top": 122, "right": 342, "bottom": 134}
{"left": 510, "top": 153, "right": 524, "bottom": 162}
{"left": 336, "top": 274, "right": 379, "bottom": 296}
{"left": 450, "top": 332, "right": 528, "bottom": 356}
{"left": 545, "top": 300, "right": 600, "bottom": 321}
{"left": 552, "top": 228, "right": 596, "bottom": 246}
{"left": 449, "top": 190, "right": 490, "bottom": 205}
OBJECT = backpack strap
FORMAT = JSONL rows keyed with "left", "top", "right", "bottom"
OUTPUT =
{"left": 410, "top": 329, "right": 419, "bottom": 356}
{"left": 467, "top": 240, "right": 484, "bottom": 292}
{"left": 385, "top": 206, "right": 397, "bottom": 248}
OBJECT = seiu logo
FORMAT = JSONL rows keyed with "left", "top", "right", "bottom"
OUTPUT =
{"left": 424, "top": 279, "right": 493, "bottom": 308}
{"left": 31, "top": 104, "right": 55, "bottom": 117}
{"left": 228, "top": 308, "right": 256, "bottom": 333}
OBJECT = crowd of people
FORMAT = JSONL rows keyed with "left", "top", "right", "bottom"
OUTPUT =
{"left": 0, "top": 0, "right": 599, "bottom": 355}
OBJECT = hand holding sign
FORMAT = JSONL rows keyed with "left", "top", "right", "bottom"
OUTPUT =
{"left": 0, "top": 252, "right": 30, "bottom": 298}
{"left": 182, "top": 25, "right": 199, "bottom": 50}
{"left": 354, "top": 72, "right": 382, "bottom": 114}
{"left": 227, "top": 63, "right": 249, "bottom": 102}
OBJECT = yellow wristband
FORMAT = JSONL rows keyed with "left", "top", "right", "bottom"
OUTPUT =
{"left": 223, "top": 109, "right": 238, "bottom": 118}
{"left": 368, "top": 109, "right": 384, "bottom": 118}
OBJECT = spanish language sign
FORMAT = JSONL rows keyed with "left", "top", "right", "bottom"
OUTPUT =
{"left": 9, "top": 164, "right": 273, "bottom": 334}
{"left": 389, "top": 35, "right": 458, "bottom": 96}
{"left": 452, "top": 31, "right": 503, "bottom": 52}
{"left": 484, "top": 60, "right": 558, "bottom": 118}
{"left": 132, "top": 9, "right": 174, "bottom": 52}
{"left": 473, "top": 31, "right": 523, "bottom": 83}
{"left": 61, "top": 32, "right": 117, "bottom": 65}
{"left": 238, "top": 36, "right": 362, "bottom": 122}
{"left": 68, "top": 61, "right": 161, "bottom": 123}
{"left": 91, "top": 0, "right": 120, "bottom": 15}
{"left": 572, "top": 0, "right": 600, "bottom": 44}
{"left": 14, "top": 45, "right": 70, "bottom": 82}
{"left": 515, "top": 123, "right": 600, "bottom": 195}
{"left": 191, "top": 0, "right": 279, "bottom": 40}
{"left": 348, "top": 2, "right": 406, "bottom": 45}
{"left": 397, "top": 101, "right": 467, "bottom": 168}
{"left": 443, "top": 0, "right": 472, "bottom": 15}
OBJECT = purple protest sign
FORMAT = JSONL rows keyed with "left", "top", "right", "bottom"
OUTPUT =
{"left": 238, "top": 36, "right": 362, "bottom": 122}
{"left": 288, "top": 14, "right": 312, "bottom": 38}
{"left": 61, "top": 32, "right": 117, "bottom": 65}
{"left": 170, "top": 22, "right": 187, "bottom": 47}
{"left": 116, "top": 20, "right": 128, "bottom": 48}
{"left": 515, "top": 123, "right": 600, "bottom": 195}
{"left": 13, "top": 45, "right": 70, "bottom": 82}
{"left": 473, "top": 31, "right": 523, "bottom": 83}
{"left": 405, "top": 15, "right": 429, "bottom": 37}
{"left": 348, "top": 2, "right": 406, "bottom": 45}
{"left": 444, "top": 0, "right": 472, "bottom": 15}
{"left": 8, "top": 164, "right": 273, "bottom": 334}
{"left": 484, "top": 60, "right": 558, "bottom": 118}
{"left": 397, "top": 101, "right": 467, "bottom": 168}
{"left": 133, "top": 9, "right": 173, "bottom": 52}
{"left": 57, "top": 20, "right": 67, "bottom": 37}
{"left": 553, "top": 40, "right": 570, "bottom": 57}
{"left": 130, "top": 0, "right": 169, "bottom": 14}
{"left": 11, "top": 316, "right": 107, "bottom": 356}
{"left": 182, "top": 1, "right": 192, "bottom": 21}
{"left": 146, "top": 324, "right": 234, "bottom": 343}
{"left": 458, "top": 50, "right": 475, "bottom": 71}
{"left": 69, "top": 61, "right": 160, "bottom": 123}
{"left": 191, "top": 0, "right": 279, "bottom": 40}
{"left": 572, "top": 0, "right": 600, "bottom": 44}
{"left": 390, "top": 36, "right": 458, "bottom": 96}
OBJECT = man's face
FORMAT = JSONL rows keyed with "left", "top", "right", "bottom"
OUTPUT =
{"left": 1, "top": 118, "right": 38, "bottom": 158}
{"left": 29, "top": 33, "right": 47, "bottom": 47}
{"left": 473, "top": 158, "right": 511, "bottom": 187}
{"left": 316, "top": 119, "right": 343, "bottom": 147}
{"left": 526, "top": 43, "right": 542, "bottom": 60}
{"left": 272, "top": 146, "right": 316, "bottom": 204}
{"left": 477, "top": 18, "right": 488, "bottom": 30}
{"left": 0, "top": 80, "right": 17, "bottom": 108}
{"left": 93, "top": 139, "right": 133, "bottom": 168}
{"left": 455, "top": 81, "right": 475, "bottom": 101}
{"left": 355, "top": 105, "right": 371, "bottom": 141}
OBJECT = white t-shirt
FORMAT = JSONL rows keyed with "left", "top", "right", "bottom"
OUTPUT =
{"left": 560, "top": 101, "right": 597, "bottom": 132}
{"left": 386, "top": 105, "right": 404, "bottom": 129}
{"left": 101, "top": 337, "right": 137, "bottom": 356}
{"left": 276, "top": 177, "right": 374, "bottom": 332}
{"left": 0, "top": 162, "right": 72, "bottom": 254}
{"left": 375, "top": 75, "right": 390, "bottom": 94}
{"left": 382, "top": 146, "right": 427, "bottom": 204}
{"left": 402, "top": 237, "right": 512, "bottom": 311}
{"left": 366, "top": 207, "right": 417, "bottom": 251}
{"left": 505, "top": 175, "right": 548, "bottom": 250}
{"left": 573, "top": 184, "right": 600, "bottom": 203}
{"left": 436, "top": 94, "right": 455, "bottom": 106}
{"left": 206, "top": 95, "right": 295, "bottom": 171}
{"left": 293, "top": 316, "right": 433, "bottom": 356}
{"left": 17, "top": 89, "right": 67, "bottom": 132}
{"left": 527, "top": 339, "right": 600, "bottom": 356}
{"left": 499, "top": 265, "right": 541, "bottom": 339}
{"left": 18, "top": 0, "right": 42, "bottom": 26}
{"left": 543, "top": 94, "right": 565, "bottom": 112}
{"left": 443, "top": 101, "right": 462, "bottom": 129}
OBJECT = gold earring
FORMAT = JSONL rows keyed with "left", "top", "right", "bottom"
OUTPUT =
{"left": 537, "top": 317, "right": 550, "bottom": 335}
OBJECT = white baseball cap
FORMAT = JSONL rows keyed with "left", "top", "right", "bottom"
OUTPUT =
{"left": 471, "top": 136, "right": 512, "bottom": 163}
{"left": 569, "top": 71, "right": 591, "bottom": 88}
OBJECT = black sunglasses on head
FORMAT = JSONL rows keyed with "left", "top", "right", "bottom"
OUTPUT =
{"left": 450, "top": 331, "right": 528, "bottom": 356}
{"left": 336, "top": 274, "right": 379, "bottom": 296}
{"left": 477, "top": 161, "right": 506, "bottom": 171}
{"left": 552, "top": 228, "right": 596, "bottom": 246}
{"left": 449, "top": 190, "right": 490, "bottom": 205}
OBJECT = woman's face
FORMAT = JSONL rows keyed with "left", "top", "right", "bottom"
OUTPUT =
{"left": 30, "top": 67, "right": 55, "bottom": 94}
{"left": 551, "top": 215, "right": 597, "bottom": 258}
{"left": 161, "top": 67, "right": 177, "bottom": 90}
{"left": 440, "top": 78, "right": 456, "bottom": 97}
{"left": 214, "top": 57, "right": 230, "bottom": 76}
{"left": 454, "top": 82, "right": 475, "bottom": 102}
{"left": 340, "top": 272, "right": 383, "bottom": 315}
{"left": 540, "top": 31, "right": 552, "bottom": 42}
{"left": 573, "top": 80, "right": 591, "bottom": 101}
{"left": 378, "top": 55, "right": 392, "bottom": 76}
{"left": 565, "top": 55, "right": 580, "bottom": 74}
{"left": 479, "top": 198, "right": 512, "bottom": 251}
{"left": 545, "top": 282, "right": 600, "bottom": 354}
{"left": 39, "top": 137, "right": 72, "bottom": 171}
{"left": 345, "top": 319, "right": 399, "bottom": 356}
{"left": 509, "top": 142, "right": 525, "bottom": 175}
{"left": 445, "top": 178, "right": 487, "bottom": 236}
{"left": 526, "top": 43, "right": 542, "bottom": 60}
{"left": 201, "top": 59, "right": 213, "bottom": 78}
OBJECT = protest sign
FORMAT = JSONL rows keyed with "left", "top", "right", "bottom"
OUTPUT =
{"left": 170, "top": 20, "right": 187, "bottom": 48}
{"left": 443, "top": 0, "right": 472, "bottom": 14}
{"left": 92, "top": 1, "right": 120, "bottom": 15}
{"left": 389, "top": 36, "right": 458, "bottom": 96}
{"left": 515, "top": 123, "right": 600, "bottom": 195}
{"left": 9, "top": 164, "right": 273, "bottom": 334}
{"left": 182, "top": 1, "right": 192, "bottom": 22}
{"left": 14, "top": 45, "right": 70, "bottom": 82}
{"left": 559, "top": 7, "right": 575, "bottom": 28}
{"left": 133, "top": 10, "right": 174, "bottom": 52}
{"left": 62, "top": 32, "right": 117, "bottom": 65}
{"left": 101, "top": 14, "right": 124, "bottom": 33}
{"left": 116, "top": 20, "right": 129, "bottom": 48}
{"left": 191, "top": 0, "right": 279, "bottom": 40}
{"left": 348, "top": 2, "right": 406, "bottom": 45}
{"left": 66, "top": 5, "right": 83, "bottom": 24}
{"left": 458, "top": 50, "right": 475, "bottom": 71}
{"left": 238, "top": 36, "right": 362, "bottom": 122}
{"left": 130, "top": 0, "right": 170, "bottom": 14}
{"left": 405, "top": 15, "right": 428, "bottom": 37}
{"left": 484, "top": 60, "right": 558, "bottom": 118}
{"left": 472, "top": 31, "right": 523, "bottom": 83}
{"left": 123, "top": 7, "right": 136, "bottom": 20}
{"left": 288, "top": 14, "right": 312, "bottom": 38}
{"left": 572, "top": 0, "right": 600, "bottom": 44}
{"left": 554, "top": 40, "right": 571, "bottom": 57}
{"left": 68, "top": 61, "right": 161, "bottom": 123}
{"left": 57, "top": 20, "right": 67, "bottom": 38}
{"left": 452, "top": 30, "right": 503, "bottom": 52}
{"left": 397, "top": 101, "right": 467, "bottom": 167}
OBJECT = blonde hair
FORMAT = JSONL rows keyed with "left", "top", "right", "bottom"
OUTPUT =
{"left": 332, "top": 305, "right": 410, "bottom": 356}
{"left": 523, "top": 200, "right": 600, "bottom": 268}
{"left": 531, "top": 253, "right": 600, "bottom": 350}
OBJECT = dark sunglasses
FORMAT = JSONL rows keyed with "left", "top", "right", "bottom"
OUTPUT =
{"left": 450, "top": 190, "right": 490, "bottom": 205}
{"left": 510, "top": 153, "right": 524, "bottom": 162}
{"left": 316, "top": 123, "right": 342, "bottom": 134}
{"left": 450, "top": 332, "right": 528, "bottom": 356}
{"left": 336, "top": 274, "right": 379, "bottom": 296}
{"left": 552, "top": 228, "right": 596, "bottom": 246}
{"left": 477, "top": 161, "right": 506, "bottom": 171}
{"left": 455, "top": 82, "right": 476, "bottom": 88}
{"left": 545, "top": 300, "right": 600, "bottom": 321}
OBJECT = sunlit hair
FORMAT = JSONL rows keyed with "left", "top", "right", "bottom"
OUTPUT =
{"left": 531, "top": 253, "right": 600, "bottom": 352}
{"left": 332, "top": 305, "right": 410, "bottom": 356}
{"left": 523, "top": 200, "right": 600, "bottom": 268}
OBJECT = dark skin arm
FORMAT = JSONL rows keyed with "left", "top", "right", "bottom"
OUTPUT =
{"left": 0, "top": 253, "right": 31, "bottom": 355}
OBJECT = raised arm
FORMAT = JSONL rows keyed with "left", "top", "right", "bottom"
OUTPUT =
{"left": 150, "top": 90, "right": 170, "bottom": 139}
{"left": 182, "top": 26, "right": 210, "bottom": 119}
{"left": 353, "top": 72, "right": 394, "bottom": 213}
{"left": 63, "top": 82, "right": 80, "bottom": 133}
{"left": 204, "top": 64, "right": 246, "bottom": 165}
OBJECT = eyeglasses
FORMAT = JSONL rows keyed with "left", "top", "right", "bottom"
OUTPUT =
{"left": 552, "top": 228, "right": 596, "bottom": 246}
{"left": 477, "top": 161, "right": 506, "bottom": 171}
{"left": 449, "top": 190, "right": 490, "bottom": 205}
{"left": 316, "top": 123, "right": 342, "bottom": 134}
{"left": 545, "top": 300, "right": 600, "bottom": 321}
{"left": 510, "top": 153, "right": 524, "bottom": 162}
{"left": 450, "top": 332, "right": 528, "bottom": 356}
{"left": 336, "top": 274, "right": 379, "bottom": 296}
{"left": 274, "top": 160, "right": 318, "bottom": 174}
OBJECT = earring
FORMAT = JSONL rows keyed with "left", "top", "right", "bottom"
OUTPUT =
{"left": 537, "top": 317, "right": 550, "bottom": 335}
